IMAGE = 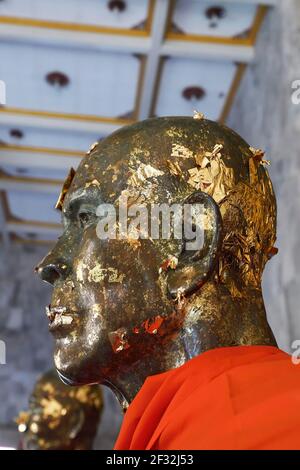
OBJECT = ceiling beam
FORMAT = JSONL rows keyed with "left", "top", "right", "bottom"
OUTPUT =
{"left": 202, "top": 0, "right": 277, "bottom": 4}
{"left": 0, "top": 177, "right": 62, "bottom": 194}
{"left": 138, "top": 0, "right": 171, "bottom": 120}
{"left": 0, "top": 27, "right": 259, "bottom": 65}
{"left": 205, "top": 0, "right": 282, "bottom": 5}
{"left": 0, "top": 146, "right": 82, "bottom": 171}
{"left": 7, "top": 220, "right": 61, "bottom": 237}
{"left": 0, "top": 111, "right": 123, "bottom": 135}
{"left": 0, "top": 24, "right": 151, "bottom": 54}
{"left": 161, "top": 40, "right": 255, "bottom": 62}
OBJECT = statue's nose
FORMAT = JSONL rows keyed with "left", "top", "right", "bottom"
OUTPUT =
{"left": 35, "top": 256, "right": 69, "bottom": 286}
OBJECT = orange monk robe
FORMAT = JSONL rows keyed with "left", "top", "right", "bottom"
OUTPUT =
{"left": 114, "top": 346, "right": 300, "bottom": 450}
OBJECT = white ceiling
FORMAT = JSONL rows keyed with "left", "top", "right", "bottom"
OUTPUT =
{"left": 0, "top": 0, "right": 275, "bottom": 244}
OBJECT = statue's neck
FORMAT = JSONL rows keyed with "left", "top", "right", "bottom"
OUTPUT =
{"left": 103, "top": 337, "right": 189, "bottom": 411}
{"left": 104, "top": 284, "right": 277, "bottom": 409}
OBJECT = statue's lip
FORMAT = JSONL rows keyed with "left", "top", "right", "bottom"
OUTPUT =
{"left": 46, "top": 305, "right": 77, "bottom": 332}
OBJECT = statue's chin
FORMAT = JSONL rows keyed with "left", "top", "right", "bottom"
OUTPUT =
{"left": 55, "top": 366, "right": 105, "bottom": 387}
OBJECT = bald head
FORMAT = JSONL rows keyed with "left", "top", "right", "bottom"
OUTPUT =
{"left": 67, "top": 116, "right": 276, "bottom": 288}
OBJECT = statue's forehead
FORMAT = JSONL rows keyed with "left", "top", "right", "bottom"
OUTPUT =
{"left": 65, "top": 153, "right": 127, "bottom": 203}
{"left": 66, "top": 138, "right": 168, "bottom": 202}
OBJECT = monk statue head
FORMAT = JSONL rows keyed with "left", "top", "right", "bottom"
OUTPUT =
{"left": 36, "top": 116, "right": 277, "bottom": 410}
{"left": 16, "top": 369, "right": 103, "bottom": 450}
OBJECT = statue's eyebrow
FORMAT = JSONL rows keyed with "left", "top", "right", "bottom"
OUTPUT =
{"left": 62, "top": 187, "right": 101, "bottom": 218}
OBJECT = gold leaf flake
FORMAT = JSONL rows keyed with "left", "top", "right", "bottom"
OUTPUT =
{"left": 15, "top": 411, "right": 30, "bottom": 427}
{"left": 128, "top": 164, "right": 164, "bottom": 187}
{"left": 88, "top": 265, "right": 125, "bottom": 284}
{"left": 86, "top": 141, "right": 98, "bottom": 156}
{"left": 168, "top": 255, "right": 178, "bottom": 270}
{"left": 188, "top": 144, "right": 234, "bottom": 202}
{"left": 205, "top": 143, "right": 223, "bottom": 159}
{"left": 142, "top": 164, "right": 164, "bottom": 179}
{"left": 40, "top": 397, "right": 63, "bottom": 419}
{"left": 249, "top": 146, "right": 265, "bottom": 161}
{"left": 171, "top": 143, "right": 194, "bottom": 159}
{"left": 193, "top": 110, "right": 205, "bottom": 120}
{"left": 128, "top": 172, "right": 139, "bottom": 187}
{"left": 127, "top": 238, "right": 141, "bottom": 250}
{"left": 85, "top": 179, "right": 101, "bottom": 188}
{"left": 159, "top": 255, "right": 179, "bottom": 274}
{"left": 266, "top": 246, "right": 278, "bottom": 259}
{"left": 55, "top": 167, "right": 76, "bottom": 211}
{"left": 118, "top": 188, "right": 145, "bottom": 207}
{"left": 187, "top": 167, "right": 202, "bottom": 190}
{"left": 260, "top": 159, "right": 271, "bottom": 166}
{"left": 249, "top": 146, "right": 270, "bottom": 166}
{"left": 166, "top": 159, "right": 183, "bottom": 178}
{"left": 175, "top": 287, "right": 185, "bottom": 309}
{"left": 166, "top": 127, "right": 186, "bottom": 138}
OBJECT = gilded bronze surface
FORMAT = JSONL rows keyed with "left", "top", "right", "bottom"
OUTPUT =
{"left": 36, "top": 117, "right": 277, "bottom": 411}
{"left": 16, "top": 369, "right": 103, "bottom": 450}
{"left": 55, "top": 167, "right": 76, "bottom": 211}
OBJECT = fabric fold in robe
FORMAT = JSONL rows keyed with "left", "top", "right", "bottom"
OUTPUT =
{"left": 114, "top": 345, "right": 300, "bottom": 450}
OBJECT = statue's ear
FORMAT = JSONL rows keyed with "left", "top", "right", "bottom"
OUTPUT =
{"left": 167, "top": 191, "right": 223, "bottom": 298}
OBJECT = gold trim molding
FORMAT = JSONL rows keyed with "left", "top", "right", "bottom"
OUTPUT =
{"left": 165, "top": 4, "right": 268, "bottom": 47}
{"left": 0, "top": 0, "right": 155, "bottom": 37}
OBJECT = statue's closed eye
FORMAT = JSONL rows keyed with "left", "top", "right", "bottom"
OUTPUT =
{"left": 77, "top": 211, "right": 96, "bottom": 229}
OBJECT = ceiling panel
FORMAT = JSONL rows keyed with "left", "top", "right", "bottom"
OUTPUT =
{"left": 153, "top": 57, "right": 237, "bottom": 121}
{"left": 5, "top": 189, "right": 61, "bottom": 224}
{"left": 0, "top": 41, "right": 142, "bottom": 120}
{"left": 167, "top": 0, "right": 262, "bottom": 44}
{"left": 0, "top": 0, "right": 152, "bottom": 34}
